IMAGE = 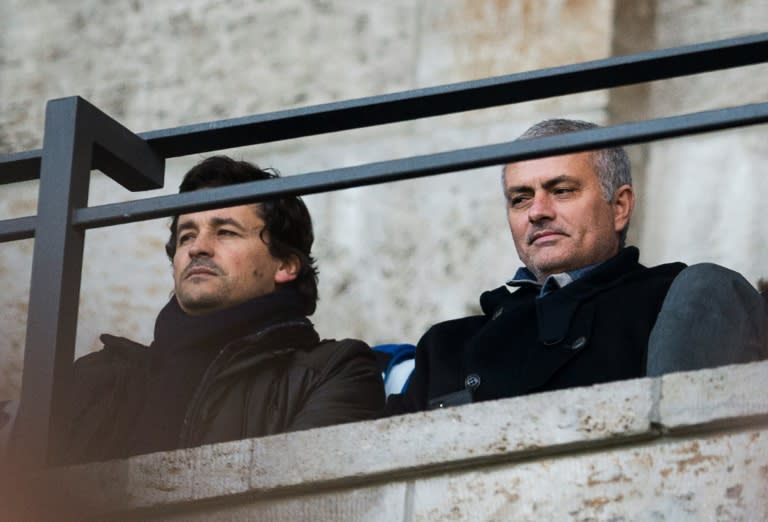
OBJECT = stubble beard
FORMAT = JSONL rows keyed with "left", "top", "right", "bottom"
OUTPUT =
{"left": 176, "top": 277, "right": 230, "bottom": 316}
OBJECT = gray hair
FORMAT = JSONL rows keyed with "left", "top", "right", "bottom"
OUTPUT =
{"left": 506, "top": 118, "right": 632, "bottom": 244}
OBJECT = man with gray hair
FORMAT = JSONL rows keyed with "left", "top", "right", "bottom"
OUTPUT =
{"left": 386, "top": 118, "right": 767, "bottom": 413}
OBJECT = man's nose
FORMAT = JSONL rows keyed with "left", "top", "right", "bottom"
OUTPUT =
{"left": 528, "top": 193, "right": 555, "bottom": 223}
{"left": 188, "top": 232, "right": 213, "bottom": 257}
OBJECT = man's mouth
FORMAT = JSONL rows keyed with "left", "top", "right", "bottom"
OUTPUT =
{"left": 183, "top": 264, "right": 220, "bottom": 279}
{"left": 529, "top": 230, "right": 566, "bottom": 244}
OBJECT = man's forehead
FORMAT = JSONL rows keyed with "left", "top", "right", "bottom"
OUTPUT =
{"left": 176, "top": 203, "right": 261, "bottom": 229}
{"left": 504, "top": 152, "right": 595, "bottom": 187}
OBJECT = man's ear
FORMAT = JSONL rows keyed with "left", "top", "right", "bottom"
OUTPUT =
{"left": 613, "top": 184, "right": 635, "bottom": 232}
{"left": 274, "top": 254, "right": 300, "bottom": 284}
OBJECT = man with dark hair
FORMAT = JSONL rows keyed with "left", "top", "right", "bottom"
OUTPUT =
{"left": 52, "top": 155, "right": 384, "bottom": 464}
{"left": 386, "top": 119, "right": 767, "bottom": 414}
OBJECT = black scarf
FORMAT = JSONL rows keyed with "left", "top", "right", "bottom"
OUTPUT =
{"left": 128, "top": 287, "right": 307, "bottom": 455}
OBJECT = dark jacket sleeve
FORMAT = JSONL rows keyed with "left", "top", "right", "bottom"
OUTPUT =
{"left": 52, "top": 339, "right": 148, "bottom": 465}
{"left": 287, "top": 339, "right": 385, "bottom": 431}
{"left": 385, "top": 315, "right": 488, "bottom": 416}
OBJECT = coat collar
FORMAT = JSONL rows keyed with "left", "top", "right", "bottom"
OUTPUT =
{"left": 480, "top": 247, "right": 644, "bottom": 317}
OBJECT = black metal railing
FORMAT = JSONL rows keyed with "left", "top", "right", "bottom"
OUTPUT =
{"left": 2, "top": 32, "right": 767, "bottom": 468}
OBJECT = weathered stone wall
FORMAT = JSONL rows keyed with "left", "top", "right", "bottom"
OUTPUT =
{"left": 7, "top": 361, "right": 768, "bottom": 520}
{"left": 0, "top": 0, "right": 614, "bottom": 398}
{"left": 0, "top": 0, "right": 765, "bottom": 401}
{"left": 632, "top": 0, "right": 768, "bottom": 280}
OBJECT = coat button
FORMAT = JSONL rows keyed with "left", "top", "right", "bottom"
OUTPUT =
{"left": 570, "top": 336, "right": 587, "bottom": 350}
{"left": 464, "top": 373, "right": 481, "bottom": 390}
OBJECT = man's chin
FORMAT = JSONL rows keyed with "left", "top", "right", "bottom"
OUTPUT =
{"left": 176, "top": 293, "right": 225, "bottom": 316}
{"left": 529, "top": 255, "right": 572, "bottom": 279}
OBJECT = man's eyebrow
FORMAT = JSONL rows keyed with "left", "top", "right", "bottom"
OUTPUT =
{"left": 176, "top": 216, "right": 247, "bottom": 233}
{"left": 505, "top": 184, "right": 534, "bottom": 195}
{"left": 176, "top": 220, "right": 198, "bottom": 234}
{"left": 208, "top": 216, "right": 246, "bottom": 230}
{"left": 541, "top": 174, "right": 580, "bottom": 190}
{"left": 505, "top": 174, "right": 581, "bottom": 196}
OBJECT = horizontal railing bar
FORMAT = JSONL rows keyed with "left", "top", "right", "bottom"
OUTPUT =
{"left": 67, "top": 102, "right": 768, "bottom": 231}
{"left": 0, "top": 149, "right": 44, "bottom": 184}
{"left": 0, "top": 216, "right": 36, "bottom": 241}
{"left": 2, "top": 32, "right": 767, "bottom": 184}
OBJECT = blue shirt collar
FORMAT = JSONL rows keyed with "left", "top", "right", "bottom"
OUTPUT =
{"left": 506, "top": 263, "right": 600, "bottom": 298}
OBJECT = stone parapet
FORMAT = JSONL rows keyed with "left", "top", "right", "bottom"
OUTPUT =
{"left": 10, "top": 360, "right": 768, "bottom": 520}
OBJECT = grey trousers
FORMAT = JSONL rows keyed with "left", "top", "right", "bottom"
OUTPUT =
{"left": 647, "top": 263, "right": 768, "bottom": 376}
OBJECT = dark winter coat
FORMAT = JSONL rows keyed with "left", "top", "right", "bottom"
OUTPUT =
{"left": 386, "top": 247, "right": 685, "bottom": 414}
{"left": 54, "top": 292, "right": 384, "bottom": 465}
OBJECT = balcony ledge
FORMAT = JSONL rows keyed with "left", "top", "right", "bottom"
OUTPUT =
{"left": 9, "top": 359, "right": 768, "bottom": 520}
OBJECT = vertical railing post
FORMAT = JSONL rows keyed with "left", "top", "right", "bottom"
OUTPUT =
{"left": 12, "top": 98, "right": 92, "bottom": 468}
{"left": 10, "top": 97, "right": 164, "bottom": 468}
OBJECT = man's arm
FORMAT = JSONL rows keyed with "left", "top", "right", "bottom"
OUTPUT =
{"left": 51, "top": 339, "right": 148, "bottom": 465}
{"left": 647, "top": 263, "right": 768, "bottom": 376}
{"left": 287, "top": 339, "right": 385, "bottom": 431}
{"left": 384, "top": 315, "right": 488, "bottom": 416}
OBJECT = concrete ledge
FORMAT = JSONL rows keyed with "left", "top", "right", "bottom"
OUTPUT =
{"left": 39, "top": 377, "right": 656, "bottom": 511}
{"left": 411, "top": 429, "right": 768, "bottom": 521}
{"left": 18, "top": 360, "right": 768, "bottom": 519}
{"left": 659, "top": 360, "right": 768, "bottom": 431}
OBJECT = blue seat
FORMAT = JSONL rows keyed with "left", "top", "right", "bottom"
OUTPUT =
{"left": 371, "top": 344, "right": 416, "bottom": 398}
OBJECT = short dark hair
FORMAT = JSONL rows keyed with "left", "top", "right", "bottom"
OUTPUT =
{"left": 513, "top": 118, "right": 632, "bottom": 245}
{"left": 165, "top": 156, "right": 319, "bottom": 314}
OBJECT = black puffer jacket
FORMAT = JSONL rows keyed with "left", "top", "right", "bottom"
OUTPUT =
{"left": 55, "top": 295, "right": 384, "bottom": 465}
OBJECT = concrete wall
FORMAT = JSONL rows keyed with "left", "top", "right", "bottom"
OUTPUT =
{"left": 0, "top": 0, "right": 766, "bottom": 402}
{"left": 7, "top": 360, "right": 768, "bottom": 520}
{"left": 632, "top": 0, "right": 768, "bottom": 280}
{"left": 0, "top": 0, "right": 614, "bottom": 399}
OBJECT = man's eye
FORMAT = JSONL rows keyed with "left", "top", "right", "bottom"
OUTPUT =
{"left": 554, "top": 187, "right": 575, "bottom": 195}
{"left": 218, "top": 229, "right": 237, "bottom": 237}
{"left": 509, "top": 196, "right": 530, "bottom": 208}
{"left": 178, "top": 234, "right": 194, "bottom": 245}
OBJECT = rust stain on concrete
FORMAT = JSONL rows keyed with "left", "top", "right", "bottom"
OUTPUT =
{"left": 582, "top": 493, "right": 623, "bottom": 510}
{"left": 672, "top": 441, "right": 723, "bottom": 474}
{"left": 493, "top": 487, "right": 520, "bottom": 503}
{"left": 587, "top": 471, "right": 630, "bottom": 487}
